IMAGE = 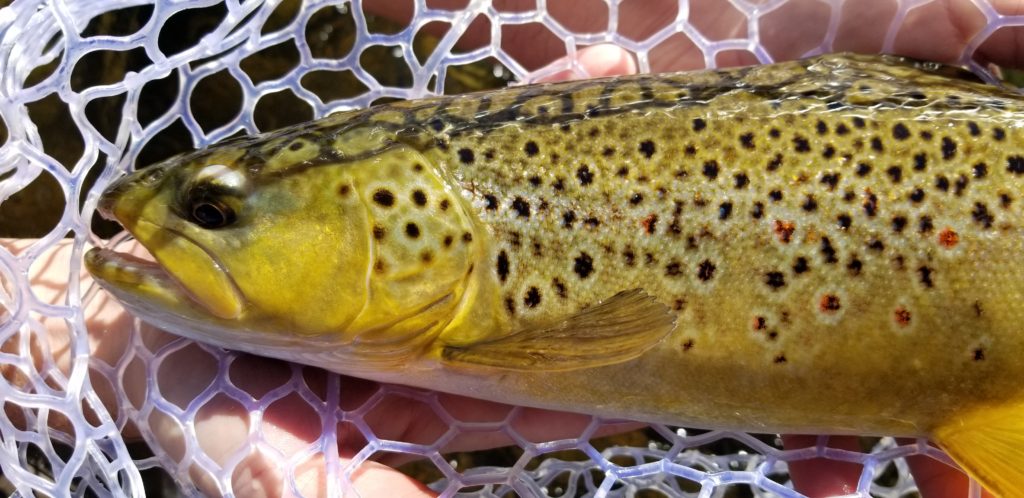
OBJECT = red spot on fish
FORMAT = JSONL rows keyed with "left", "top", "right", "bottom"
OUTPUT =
{"left": 641, "top": 213, "right": 658, "bottom": 234}
{"left": 773, "top": 220, "right": 795, "bottom": 244}
{"left": 894, "top": 307, "right": 911, "bottom": 327}
{"left": 938, "top": 227, "right": 959, "bottom": 248}
{"left": 819, "top": 294, "right": 841, "bottom": 313}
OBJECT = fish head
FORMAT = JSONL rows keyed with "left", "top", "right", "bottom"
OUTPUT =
{"left": 86, "top": 123, "right": 477, "bottom": 356}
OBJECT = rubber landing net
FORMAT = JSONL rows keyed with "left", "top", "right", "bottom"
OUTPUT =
{"left": 0, "top": 0, "right": 1019, "bottom": 496}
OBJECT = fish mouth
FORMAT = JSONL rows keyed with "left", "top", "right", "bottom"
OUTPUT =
{"left": 85, "top": 245, "right": 198, "bottom": 314}
{"left": 86, "top": 223, "right": 246, "bottom": 321}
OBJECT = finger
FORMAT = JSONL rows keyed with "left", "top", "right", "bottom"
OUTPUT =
{"left": 900, "top": 438, "right": 997, "bottom": 498}
{"left": 782, "top": 435, "right": 862, "bottom": 497}
{"left": 530, "top": 43, "right": 638, "bottom": 83}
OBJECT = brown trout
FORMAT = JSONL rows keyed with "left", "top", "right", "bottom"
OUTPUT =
{"left": 86, "top": 54, "right": 1024, "bottom": 495}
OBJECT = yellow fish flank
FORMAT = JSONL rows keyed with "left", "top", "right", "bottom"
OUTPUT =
{"left": 86, "top": 54, "right": 1024, "bottom": 495}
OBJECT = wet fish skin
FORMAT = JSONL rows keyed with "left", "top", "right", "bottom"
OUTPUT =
{"left": 86, "top": 54, "right": 1024, "bottom": 495}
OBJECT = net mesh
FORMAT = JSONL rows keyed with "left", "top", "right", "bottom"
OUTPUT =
{"left": 0, "top": 0, "right": 1020, "bottom": 496}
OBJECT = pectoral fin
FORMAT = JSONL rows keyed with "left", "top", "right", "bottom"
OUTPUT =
{"left": 442, "top": 289, "right": 676, "bottom": 371}
{"left": 934, "top": 399, "right": 1024, "bottom": 496}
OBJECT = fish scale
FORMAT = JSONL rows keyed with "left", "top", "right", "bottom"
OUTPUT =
{"left": 86, "top": 53, "right": 1024, "bottom": 496}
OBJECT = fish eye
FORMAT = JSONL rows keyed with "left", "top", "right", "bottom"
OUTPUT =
{"left": 189, "top": 199, "right": 236, "bottom": 229}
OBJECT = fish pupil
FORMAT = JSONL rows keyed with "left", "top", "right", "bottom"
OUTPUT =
{"left": 190, "top": 200, "right": 235, "bottom": 229}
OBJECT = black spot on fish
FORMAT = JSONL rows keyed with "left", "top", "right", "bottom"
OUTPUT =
{"left": 835, "top": 123, "right": 850, "bottom": 135}
{"left": 913, "top": 153, "right": 927, "bottom": 171}
{"left": 954, "top": 174, "right": 969, "bottom": 196}
{"left": 871, "top": 137, "right": 884, "bottom": 152}
{"left": 847, "top": 257, "right": 862, "bottom": 276}
{"left": 511, "top": 197, "right": 531, "bottom": 218}
{"left": 768, "top": 190, "right": 783, "bottom": 202}
{"left": 863, "top": 191, "right": 878, "bottom": 217}
{"left": 734, "top": 173, "right": 749, "bottom": 189}
{"left": 373, "top": 225, "right": 386, "bottom": 240}
{"left": 822, "top": 145, "right": 836, "bottom": 159}
{"left": 373, "top": 189, "right": 395, "bottom": 207}
{"left": 919, "top": 216, "right": 934, "bottom": 233}
{"left": 892, "top": 123, "right": 910, "bottom": 140}
{"left": 505, "top": 297, "right": 515, "bottom": 315}
{"left": 338, "top": 184, "right": 351, "bottom": 196}
{"left": 821, "top": 173, "right": 840, "bottom": 190}
{"left": 751, "top": 202, "right": 764, "bottom": 219}
{"left": 439, "top": 199, "right": 450, "bottom": 211}
{"left": 718, "top": 202, "right": 733, "bottom": 220}
{"left": 462, "top": 231, "right": 472, "bottom": 243}
{"left": 792, "top": 257, "right": 809, "bottom": 274}
{"left": 801, "top": 196, "right": 818, "bottom": 212}
{"left": 886, "top": 166, "right": 902, "bottom": 183}
{"left": 289, "top": 141, "right": 303, "bottom": 151}
{"left": 630, "top": 193, "right": 644, "bottom": 205}
{"left": 524, "top": 287, "right": 541, "bottom": 307}
{"left": 524, "top": 141, "right": 539, "bottom": 156}
{"left": 994, "top": 128, "right": 1006, "bottom": 141}
{"left": 816, "top": 120, "right": 828, "bottom": 135}
{"left": 692, "top": 118, "right": 707, "bottom": 131}
{"left": 769, "top": 128, "right": 781, "bottom": 138}
{"left": 577, "top": 165, "right": 593, "bottom": 185}
{"left": 972, "top": 202, "right": 994, "bottom": 228}
{"left": 767, "top": 154, "right": 783, "bottom": 171}
{"left": 853, "top": 117, "right": 865, "bottom": 128}
{"left": 702, "top": 160, "right": 719, "bottom": 179}
{"left": 891, "top": 215, "right": 907, "bottom": 233}
{"left": 665, "top": 261, "right": 682, "bottom": 277}
{"left": 837, "top": 214, "right": 852, "bottom": 230}
{"left": 484, "top": 194, "right": 498, "bottom": 210}
{"left": 412, "top": 190, "right": 427, "bottom": 206}
{"left": 739, "top": 133, "right": 755, "bottom": 149}
{"left": 821, "top": 237, "right": 838, "bottom": 264}
{"left": 967, "top": 121, "right": 981, "bottom": 136}
{"left": 918, "top": 266, "right": 934, "bottom": 288}
{"left": 623, "top": 248, "right": 636, "bottom": 266}
{"left": 443, "top": 235, "right": 453, "bottom": 247}
{"left": 1008, "top": 156, "right": 1024, "bottom": 174}
{"left": 553, "top": 279, "right": 567, "bottom": 298}
{"left": 405, "top": 223, "right": 420, "bottom": 238}
{"left": 603, "top": 146, "right": 615, "bottom": 157}
{"left": 793, "top": 136, "right": 811, "bottom": 153}
{"left": 697, "top": 259, "right": 716, "bottom": 281}
{"left": 639, "top": 140, "right": 656, "bottom": 158}
{"left": 935, "top": 175, "right": 950, "bottom": 192}
{"left": 562, "top": 210, "right": 576, "bottom": 228}
{"left": 941, "top": 137, "right": 957, "bottom": 159}
{"left": 909, "top": 188, "right": 925, "bottom": 203}
{"left": 973, "top": 162, "right": 988, "bottom": 179}
{"left": 496, "top": 251, "right": 509, "bottom": 282}
{"left": 573, "top": 252, "right": 594, "bottom": 279}
{"left": 458, "top": 148, "right": 475, "bottom": 164}
{"left": 528, "top": 175, "right": 542, "bottom": 187}
{"left": 856, "top": 163, "right": 872, "bottom": 177}
{"left": 584, "top": 217, "right": 600, "bottom": 228}
{"left": 973, "top": 348, "right": 985, "bottom": 361}
{"left": 765, "top": 271, "right": 786, "bottom": 289}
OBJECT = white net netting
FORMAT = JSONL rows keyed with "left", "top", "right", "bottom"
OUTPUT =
{"left": 1, "top": 0, "right": 1021, "bottom": 496}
